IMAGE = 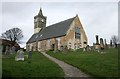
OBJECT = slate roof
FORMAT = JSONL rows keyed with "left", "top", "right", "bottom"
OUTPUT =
{"left": 27, "top": 17, "right": 75, "bottom": 43}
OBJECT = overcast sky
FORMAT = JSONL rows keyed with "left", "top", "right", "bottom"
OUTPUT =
{"left": 0, "top": 1, "right": 118, "bottom": 47}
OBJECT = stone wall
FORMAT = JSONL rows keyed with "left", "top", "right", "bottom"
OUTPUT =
{"left": 65, "top": 15, "right": 88, "bottom": 49}
{"left": 74, "top": 15, "right": 88, "bottom": 48}
{"left": 27, "top": 15, "right": 88, "bottom": 51}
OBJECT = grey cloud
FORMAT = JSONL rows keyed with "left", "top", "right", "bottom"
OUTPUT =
{"left": 1, "top": 2, "right": 118, "bottom": 47}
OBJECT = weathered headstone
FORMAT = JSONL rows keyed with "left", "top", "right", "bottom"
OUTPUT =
{"left": 104, "top": 39, "right": 107, "bottom": 48}
{"left": 83, "top": 47, "right": 86, "bottom": 52}
{"left": 96, "top": 35, "right": 99, "bottom": 44}
{"left": 82, "top": 42, "right": 87, "bottom": 52}
{"left": 94, "top": 35, "right": 100, "bottom": 50}
{"left": 100, "top": 38, "right": 104, "bottom": 50}
{"left": 12, "top": 46, "right": 16, "bottom": 53}
{"left": 5, "top": 46, "right": 10, "bottom": 55}
{"left": 83, "top": 45, "right": 90, "bottom": 52}
{"left": 15, "top": 49, "right": 24, "bottom": 61}
{"left": 110, "top": 40, "right": 112, "bottom": 48}
{"left": 28, "top": 51, "right": 32, "bottom": 59}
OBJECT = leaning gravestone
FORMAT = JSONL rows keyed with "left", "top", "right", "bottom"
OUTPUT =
{"left": 15, "top": 49, "right": 24, "bottom": 61}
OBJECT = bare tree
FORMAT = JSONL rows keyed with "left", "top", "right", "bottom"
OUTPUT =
{"left": 1, "top": 27, "right": 23, "bottom": 45}
{"left": 111, "top": 35, "right": 118, "bottom": 48}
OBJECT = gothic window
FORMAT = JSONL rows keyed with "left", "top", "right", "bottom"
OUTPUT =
{"left": 75, "top": 27, "right": 81, "bottom": 39}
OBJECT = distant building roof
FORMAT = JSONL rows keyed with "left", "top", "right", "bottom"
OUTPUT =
{"left": 27, "top": 17, "right": 75, "bottom": 43}
{"left": 0, "top": 38, "right": 20, "bottom": 47}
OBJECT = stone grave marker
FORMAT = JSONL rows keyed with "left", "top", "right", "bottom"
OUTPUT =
{"left": 100, "top": 38, "right": 104, "bottom": 50}
{"left": 15, "top": 49, "right": 24, "bottom": 61}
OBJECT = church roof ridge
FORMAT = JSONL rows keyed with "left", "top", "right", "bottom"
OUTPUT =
{"left": 27, "top": 16, "right": 76, "bottom": 43}
{"left": 46, "top": 16, "right": 75, "bottom": 28}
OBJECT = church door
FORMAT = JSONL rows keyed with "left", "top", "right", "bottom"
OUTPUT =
{"left": 51, "top": 44, "right": 55, "bottom": 50}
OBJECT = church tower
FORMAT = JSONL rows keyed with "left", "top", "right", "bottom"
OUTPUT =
{"left": 34, "top": 8, "right": 47, "bottom": 33}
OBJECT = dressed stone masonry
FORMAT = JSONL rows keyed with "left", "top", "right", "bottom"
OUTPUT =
{"left": 26, "top": 8, "right": 88, "bottom": 51}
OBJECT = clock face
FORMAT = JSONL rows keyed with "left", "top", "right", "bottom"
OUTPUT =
{"left": 41, "top": 19, "right": 44, "bottom": 22}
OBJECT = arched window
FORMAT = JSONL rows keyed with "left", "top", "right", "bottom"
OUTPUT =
{"left": 75, "top": 27, "right": 81, "bottom": 39}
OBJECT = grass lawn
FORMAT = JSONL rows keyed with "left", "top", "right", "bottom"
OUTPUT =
{"left": 2, "top": 52, "right": 64, "bottom": 78}
{"left": 47, "top": 48, "right": 118, "bottom": 77}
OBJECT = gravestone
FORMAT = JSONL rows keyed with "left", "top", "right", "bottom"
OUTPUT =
{"left": 5, "top": 46, "right": 10, "bottom": 55}
{"left": 96, "top": 35, "right": 99, "bottom": 44}
{"left": 83, "top": 45, "right": 90, "bottom": 52}
{"left": 15, "top": 49, "right": 24, "bottom": 61}
{"left": 12, "top": 46, "right": 16, "bottom": 53}
{"left": 28, "top": 51, "right": 32, "bottom": 59}
{"left": 94, "top": 35, "right": 100, "bottom": 50}
{"left": 100, "top": 38, "right": 104, "bottom": 50}
{"left": 104, "top": 39, "right": 107, "bottom": 48}
{"left": 83, "top": 47, "right": 86, "bottom": 52}
{"left": 110, "top": 40, "right": 112, "bottom": 48}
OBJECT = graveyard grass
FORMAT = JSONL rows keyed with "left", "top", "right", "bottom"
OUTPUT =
{"left": 2, "top": 52, "right": 64, "bottom": 78}
{"left": 47, "top": 48, "right": 119, "bottom": 77}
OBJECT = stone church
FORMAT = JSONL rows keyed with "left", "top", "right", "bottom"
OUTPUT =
{"left": 26, "top": 8, "right": 88, "bottom": 51}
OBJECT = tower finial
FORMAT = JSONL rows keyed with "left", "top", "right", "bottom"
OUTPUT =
{"left": 38, "top": 7, "right": 43, "bottom": 15}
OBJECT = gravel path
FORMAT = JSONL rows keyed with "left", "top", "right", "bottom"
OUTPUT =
{"left": 41, "top": 52, "right": 90, "bottom": 77}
